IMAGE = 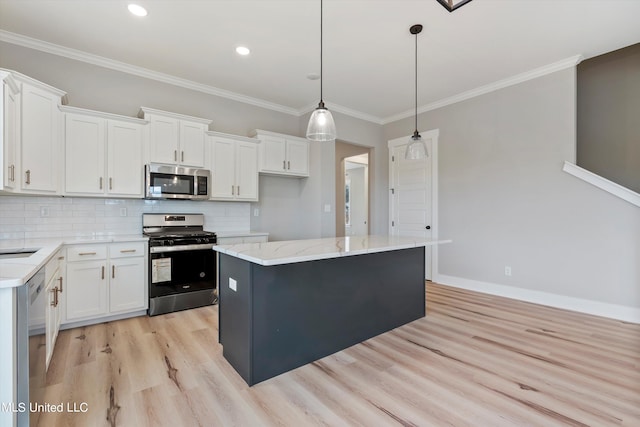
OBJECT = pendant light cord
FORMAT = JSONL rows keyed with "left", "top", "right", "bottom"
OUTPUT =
{"left": 320, "top": 0, "right": 324, "bottom": 105}
{"left": 414, "top": 28, "right": 418, "bottom": 134}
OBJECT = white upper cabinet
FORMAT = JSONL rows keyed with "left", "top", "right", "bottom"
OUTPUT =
{"left": 251, "top": 129, "right": 309, "bottom": 177}
{"left": 17, "top": 75, "right": 66, "bottom": 194}
{"left": 63, "top": 106, "right": 146, "bottom": 198}
{"left": 140, "top": 107, "right": 210, "bottom": 168}
{"left": 107, "top": 120, "right": 145, "bottom": 197}
{"left": 206, "top": 131, "right": 258, "bottom": 201}
{"left": 1, "top": 71, "right": 20, "bottom": 192}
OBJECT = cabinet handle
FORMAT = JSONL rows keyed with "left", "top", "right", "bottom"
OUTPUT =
{"left": 112, "top": 265, "right": 115, "bottom": 279}
{"left": 120, "top": 249, "right": 136, "bottom": 253}
{"left": 58, "top": 256, "right": 64, "bottom": 260}
{"left": 10, "top": 164, "right": 14, "bottom": 182}
{"left": 51, "top": 287, "right": 59, "bottom": 307}
{"left": 237, "top": 186, "right": 240, "bottom": 196}
{"left": 79, "top": 252, "right": 97, "bottom": 256}
{"left": 283, "top": 160, "right": 286, "bottom": 170}
{"left": 58, "top": 276, "right": 63, "bottom": 293}
{"left": 288, "top": 160, "right": 291, "bottom": 170}
{"left": 181, "top": 151, "right": 184, "bottom": 162}
{"left": 231, "top": 185, "right": 235, "bottom": 196}
{"left": 174, "top": 150, "right": 177, "bottom": 161}
{"left": 25, "top": 169, "right": 31, "bottom": 185}
{"left": 101, "top": 266, "right": 105, "bottom": 280}
{"left": 109, "top": 177, "right": 113, "bottom": 190}
{"left": 99, "top": 177, "right": 103, "bottom": 190}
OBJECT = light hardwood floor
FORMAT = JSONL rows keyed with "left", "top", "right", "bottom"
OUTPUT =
{"left": 33, "top": 283, "right": 639, "bottom": 426}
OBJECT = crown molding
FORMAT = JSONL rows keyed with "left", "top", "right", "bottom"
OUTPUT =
{"left": 297, "top": 102, "right": 385, "bottom": 125}
{"left": 1, "top": 30, "right": 583, "bottom": 127}
{"left": 0, "top": 30, "right": 300, "bottom": 116}
{"left": 381, "top": 54, "right": 584, "bottom": 125}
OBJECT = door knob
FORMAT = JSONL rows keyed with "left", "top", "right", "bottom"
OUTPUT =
{"left": 425, "top": 225, "right": 431, "bottom": 230}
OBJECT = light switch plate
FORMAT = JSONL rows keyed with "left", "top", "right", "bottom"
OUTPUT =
{"left": 229, "top": 278, "right": 237, "bottom": 291}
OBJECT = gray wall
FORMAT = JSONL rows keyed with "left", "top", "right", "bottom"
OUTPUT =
{"left": 0, "top": 41, "right": 387, "bottom": 242}
{"left": 384, "top": 68, "right": 640, "bottom": 309}
{"left": 577, "top": 43, "right": 640, "bottom": 193}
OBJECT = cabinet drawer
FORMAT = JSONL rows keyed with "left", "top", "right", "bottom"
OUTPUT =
{"left": 67, "top": 245, "right": 107, "bottom": 262}
{"left": 109, "top": 242, "right": 146, "bottom": 258}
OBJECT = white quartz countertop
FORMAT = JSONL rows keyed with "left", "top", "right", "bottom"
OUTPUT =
{"left": 0, "top": 235, "right": 147, "bottom": 289}
{"left": 212, "top": 235, "right": 451, "bottom": 266}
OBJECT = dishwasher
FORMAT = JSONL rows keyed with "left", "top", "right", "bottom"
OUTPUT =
{"left": 16, "top": 266, "right": 46, "bottom": 427}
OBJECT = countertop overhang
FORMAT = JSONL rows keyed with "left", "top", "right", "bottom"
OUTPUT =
{"left": 212, "top": 235, "right": 452, "bottom": 266}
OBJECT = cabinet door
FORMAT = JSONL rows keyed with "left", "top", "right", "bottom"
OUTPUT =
{"left": 148, "top": 115, "right": 179, "bottom": 164}
{"left": 235, "top": 141, "right": 258, "bottom": 201}
{"left": 259, "top": 136, "right": 287, "bottom": 173}
{"left": 286, "top": 139, "right": 309, "bottom": 176}
{"left": 109, "top": 257, "right": 146, "bottom": 313}
{"left": 45, "top": 272, "right": 62, "bottom": 370}
{"left": 107, "top": 120, "right": 144, "bottom": 197}
{"left": 64, "top": 113, "right": 105, "bottom": 195}
{"left": 179, "top": 121, "right": 205, "bottom": 167}
{"left": 65, "top": 261, "right": 108, "bottom": 321}
{"left": 3, "top": 82, "right": 19, "bottom": 191}
{"left": 210, "top": 137, "right": 236, "bottom": 199}
{"left": 21, "top": 83, "right": 60, "bottom": 193}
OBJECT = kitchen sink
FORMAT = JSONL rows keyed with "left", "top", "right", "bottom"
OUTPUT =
{"left": 0, "top": 250, "right": 38, "bottom": 260}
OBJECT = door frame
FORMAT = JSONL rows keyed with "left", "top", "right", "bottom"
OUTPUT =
{"left": 388, "top": 129, "right": 439, "bottom": 280}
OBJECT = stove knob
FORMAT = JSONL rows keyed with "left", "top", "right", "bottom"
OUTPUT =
{"left": 196, "top": 238, "right": 202, "bottom": 244}
{"left": 203, "top": 238, "right": 209, "bottom": 244}
{"left": 168, "top": 240, "right": 174, "bottom": 246}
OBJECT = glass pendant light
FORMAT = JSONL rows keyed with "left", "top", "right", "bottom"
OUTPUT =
{"left": 405, "top": 24, "right": 428, "bottom": 160}
{"left": 306, "top": 0, "right": 336, "bottom": 142}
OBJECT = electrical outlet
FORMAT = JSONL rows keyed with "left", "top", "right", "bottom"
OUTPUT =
{"left": 120, "top": 207, "right": 127, "bottom": 217}
{"left": 324, "top": 204, "right": 331, "bottom": 213}
{"left": 253, "top": 208, "right": 260, "bottom": 217}
{"left": 229, "top": 278, "right": 237, "bottom": 292}
{"left": 40, "top": 207, "right": 50, "bottom": 217}
{"left": 504, "top": 266, "right": 512, "bottom": 276}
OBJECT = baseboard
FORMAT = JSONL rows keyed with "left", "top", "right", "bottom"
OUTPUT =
{"left": 60, "top": 309, "right": 148, "bottom": 331}
{"left": 434, "top": 274, "right": 640, "bottom": 324}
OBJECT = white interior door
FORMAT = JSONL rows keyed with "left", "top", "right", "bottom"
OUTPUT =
{"left": 389, "top": 132, "right": 436, "bottom": 280}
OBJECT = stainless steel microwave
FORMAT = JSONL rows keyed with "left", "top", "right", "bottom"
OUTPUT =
{"left": 145, "top": 164, "right": 210, "bottom": 200}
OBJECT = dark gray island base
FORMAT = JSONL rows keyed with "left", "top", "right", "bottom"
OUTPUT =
{"left": 218, "top": 246, "right": 426, "bottom": 386}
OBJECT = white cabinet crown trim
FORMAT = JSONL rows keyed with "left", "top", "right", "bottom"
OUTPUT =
{"left": 206, "top": 130, "right": 259, "bottom": 144}
{"left": 138, "top": 106, "right": 212, "bottom": 126}
{"left": 4, "top": 68, "right": 67, "bottom": 100}
{"left": 60, "top": 105, "right": 148, "bottom": 124}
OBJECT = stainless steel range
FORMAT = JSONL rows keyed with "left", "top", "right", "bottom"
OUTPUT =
{"left": 143, "top": 213, "right": 217, "bottom": 316}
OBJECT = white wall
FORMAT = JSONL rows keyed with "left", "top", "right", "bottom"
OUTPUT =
{"left": 384, "top": 68, "right": 640, "bottom": 317}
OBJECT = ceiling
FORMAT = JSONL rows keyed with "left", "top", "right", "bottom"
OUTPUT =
{"left": 1, "top": 0, "right": 639, "bottom": 124}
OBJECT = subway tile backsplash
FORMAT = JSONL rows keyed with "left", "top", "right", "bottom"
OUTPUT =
{"left": 0, "top": 195, "right": 250, "bottom": 241}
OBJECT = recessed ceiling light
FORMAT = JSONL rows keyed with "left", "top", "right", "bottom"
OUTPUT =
{"left": 235, "top": 46, "right": 251, "bottom": 56}
{"left": 128, "top": 4, "right": 148, "bottom": 17}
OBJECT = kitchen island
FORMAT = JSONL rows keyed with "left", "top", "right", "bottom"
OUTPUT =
{"left": 213, "top": 235, "right": 451, "bottom": 386}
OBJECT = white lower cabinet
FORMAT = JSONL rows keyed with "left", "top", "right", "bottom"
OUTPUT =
{"left": 64, "top": 242, "right": 147, "bottom": 323}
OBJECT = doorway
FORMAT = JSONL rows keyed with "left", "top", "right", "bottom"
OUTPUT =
{"left": 335, "top": 141, "right": 371, "bottom": 237}
{"left": 344, "top": 154, "right": 369, "bottom": 236}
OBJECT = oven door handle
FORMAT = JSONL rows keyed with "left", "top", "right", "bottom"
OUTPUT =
{"left": 149, "top": 243, "right": 216, "bottom": 254}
